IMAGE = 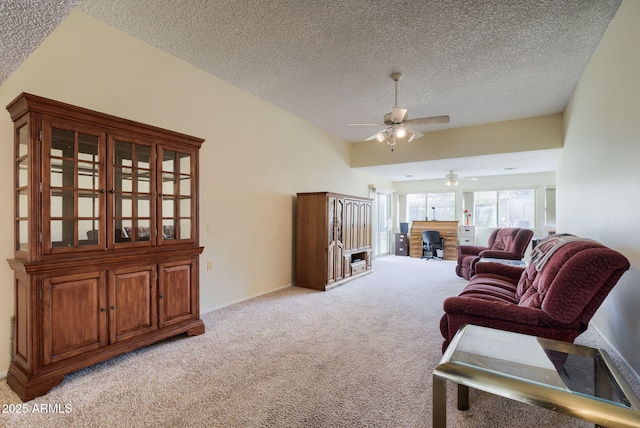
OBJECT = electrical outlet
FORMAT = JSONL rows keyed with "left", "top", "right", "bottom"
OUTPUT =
{"left": 206, "top": 261, "right": 213, "bottom": 271}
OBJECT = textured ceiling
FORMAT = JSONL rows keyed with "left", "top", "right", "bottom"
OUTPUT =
{"left": 0, "top": 0, "right": 82, "bottom": 83}
{"left": 0, "top": 0, "right": 622, "bottom": 181}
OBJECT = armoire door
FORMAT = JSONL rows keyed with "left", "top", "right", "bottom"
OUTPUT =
{"left": 327, "top": 197, "right": 344, "bottom": 283}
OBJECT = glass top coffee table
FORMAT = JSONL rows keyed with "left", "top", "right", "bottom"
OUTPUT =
{"left": 433, "top": 325, "right": 640, "bottom": 427}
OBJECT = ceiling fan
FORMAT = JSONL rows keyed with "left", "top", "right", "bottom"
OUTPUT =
{"left": 349, "top": 73, "right": 450, "bottom": 150}
{"left": 445, "top": 170, "right": 478, "bottom": 188}
{"left": 445, "top": 170, "right": 460, "bottom": 188}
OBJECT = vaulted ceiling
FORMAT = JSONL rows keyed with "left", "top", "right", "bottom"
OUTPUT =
{"left": 0, "top": 0, "right": 622, "bottom": 181}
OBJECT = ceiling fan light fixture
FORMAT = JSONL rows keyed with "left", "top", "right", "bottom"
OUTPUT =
{"left": 395, "top": 127, "right": 407, "bottom": 138}
{"left": 445, "top": 171, "right": 459, "bottom": 188}
{"left": 375, "top": 132, "right": 386, "bottom": 142}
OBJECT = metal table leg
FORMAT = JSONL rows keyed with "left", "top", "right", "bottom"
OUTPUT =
{"left": 433, "top": 374, "right": 448, "bottom": 428}
{"left": 458, "top": 384, "right": 470, "bottom": 410}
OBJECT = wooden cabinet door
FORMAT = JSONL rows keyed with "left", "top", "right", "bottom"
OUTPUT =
{"left": 158, "top": 259, "right": 197, "bottom": 328}
{"left": 328, "top": 240, "right": 345, "bottom": 284}
{"left": 108, "top": 265, "right": 157, "bottom": 343}
{"left": 353, "top": 200, "right": 362, "bottom": 249}
{"left": 327, "top": 197, "right": 344, "bottom": 283}
{"left": 344, "top": 199, "right": 372, "bottom": 251}
{"left": 351, "top": 200, "right": 361, "bottom": 250}
{"left": 343, "top": 199, "right": 354, "bottom": 250}
{"left": 42, "top": 272, "right": 108, "bottom": 365}
{"left": 361, "top": 201, "right": 372, "bottom": 249}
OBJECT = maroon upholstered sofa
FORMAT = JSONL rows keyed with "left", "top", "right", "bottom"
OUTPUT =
{"left": 455, "top": 228, "right": 534, "bottom": 280}
{"left": 441, "top": 235, "right": 630, "bottom": 352}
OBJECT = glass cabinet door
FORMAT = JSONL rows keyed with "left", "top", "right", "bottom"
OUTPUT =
{"left": 41, "top": 121, "right": 196, "bottom": 253}
{"left": 158, "top": 146, "right": 194, "bottom": 244}
{"left": 43, "top": 120, "right": 105, "bottom": 253}
{"left": 110, "top": 137, "right": 154, "bottom": 246}
{"left": 15, "top": 117, "right": 30, "bottom": 257}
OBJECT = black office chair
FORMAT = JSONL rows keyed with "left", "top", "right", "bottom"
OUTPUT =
{"left": 422, "top": 230, "right": 445, "bottom": 261}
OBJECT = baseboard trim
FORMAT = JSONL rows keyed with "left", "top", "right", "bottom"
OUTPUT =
{"left": 201, "top": 283, "right": 293, "bottom": 315}
{"left": 0, "top": 370, "right": 7, "bottom": 379}
{"left": 592, "top": 324, "right": 640, "bottom": 387}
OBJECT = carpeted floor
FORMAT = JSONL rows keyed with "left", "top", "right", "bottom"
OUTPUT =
{"left": 0, "top": 256, "right": 637, "bottom": 427}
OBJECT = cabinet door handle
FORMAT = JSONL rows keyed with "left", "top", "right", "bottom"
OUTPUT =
{"left": 100, "top": 307, "right": 106, "bottom": 312}
{"left": 158, "top": 294, "right": 164, "bottom": 298}
{"left": 110, "top": 305, "right": 116, "bottom": 310}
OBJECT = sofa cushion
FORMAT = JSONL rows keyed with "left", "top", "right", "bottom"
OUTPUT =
{"left": 491, "top": 229, "right": 514, "bottom": 251}
{"left": 460, "top": 278, "right": 519, "bottom": 304}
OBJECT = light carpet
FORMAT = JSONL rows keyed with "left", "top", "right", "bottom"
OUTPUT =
{"left": 0, "top": 256, "right": 637, "bottom": 427}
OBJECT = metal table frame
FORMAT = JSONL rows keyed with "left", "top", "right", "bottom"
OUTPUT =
{"left": 433, "top": 325, "right": 640, "bottom": 428}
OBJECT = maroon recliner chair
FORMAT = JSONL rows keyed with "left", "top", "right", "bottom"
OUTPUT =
{"left": 455, "top": 228, "right": 534, "bottom": 280}
{"left": 441, "top": 235, "right": 630, "bottom": 352}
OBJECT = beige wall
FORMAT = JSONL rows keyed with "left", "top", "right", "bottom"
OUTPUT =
{"left": 351, "top": 114, "right": 564, "bottom": 167}
{"left": 559, "top": 0, "right": 640, "bottom": 379}
{"left": 0, "top": 11, "right": 389, "bottom": 375}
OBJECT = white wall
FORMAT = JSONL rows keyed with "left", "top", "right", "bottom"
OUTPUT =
{"left": 0, "top": 11, "right": 390, "bottom": 375}
{"left": 394, "top": 172, "right": 556, "bottom": 246}
{"left": 559, "top": 0, "right": 640, "bottom": 378}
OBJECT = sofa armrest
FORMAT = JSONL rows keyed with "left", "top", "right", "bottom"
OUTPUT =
{"left": 474, "top": 262, "right": 526, "bottom": 282}
{"left": 457, "top": 245, "right": 487, "bottom": 256}
{"left": 443, "top": 296, "right": 542, "bottom": 325}
{"left": 478, "top": 250, "right": 521, "bottom": 259}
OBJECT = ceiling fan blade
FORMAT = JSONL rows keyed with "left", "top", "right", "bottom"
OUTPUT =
{"left": 405, "top": 126, "right": 424, "bottom": 140}
{"left": 391, "top": 107, "right": 407, "bottom": 123}
{"left": 364, "top": 127, "right": 391, "bottom": 141}
{"left": 404, "top": 115, "right": 450, "bottom": 126}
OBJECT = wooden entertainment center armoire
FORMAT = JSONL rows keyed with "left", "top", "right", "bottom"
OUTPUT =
{"left": 6, "top": 93, "right": 205, "bottom": 401}
{"left": 295, "top": 192, "right": 373, "bottom": 291}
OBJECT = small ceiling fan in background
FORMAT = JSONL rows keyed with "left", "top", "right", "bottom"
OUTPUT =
{"left": 349, "top": 73, "right": 450, "bottom": 150}
{"left": 445, "top": 170, "right": 478, "bottom": 188}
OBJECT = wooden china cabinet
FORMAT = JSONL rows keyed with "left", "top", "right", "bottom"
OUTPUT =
{"left": 6, "top": 93, "right": 205, "bottom": 401}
